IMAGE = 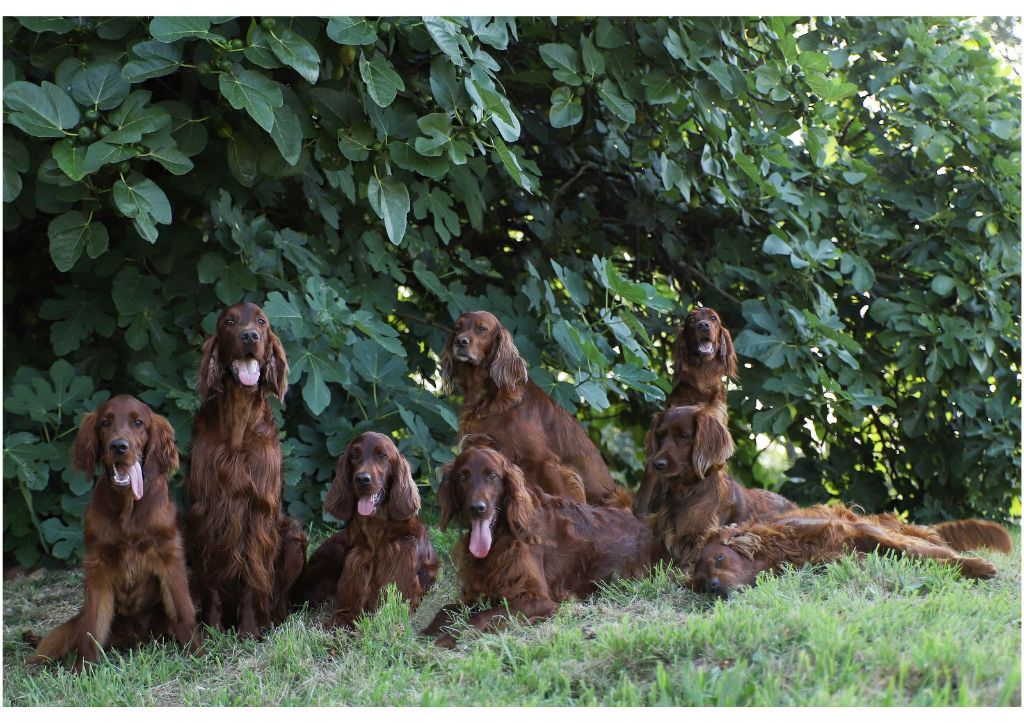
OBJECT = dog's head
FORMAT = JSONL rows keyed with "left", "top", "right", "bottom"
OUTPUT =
{"left": 71, "top": 395, "right": 178, "bottom": 501}
{"left": 439, "top": 310, "right": 527, "bottom": 394}
{"left": 437, "top": 445, "right": 535, "bottom": 559}
{"left": 689, "top": 526, "right": 763, "bottom": 597}
{"left": 196, "top": 302, "right": 288, "bottom": 402}
{"left": 645, "top": 405, "right": 735, "bottom": 483}
{"left": 324, "top": 432, "right": 420, "bottom": 522}
{"left": 672, "top": 307, "right": 736, "bottom": 379}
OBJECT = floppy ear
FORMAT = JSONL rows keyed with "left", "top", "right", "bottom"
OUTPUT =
{"left": 324, "top": 449, "right": 354, "bottom": 523}
{"left": 195, "top": 335, "right": 222, "bottom": 401}
{"left": 388, "top": 447, "right": 420, "bottom": 521}
{"left": 692, "top": 409, "right": 734, "bottom": 479}
{"left": 670, "top": 326, "right": 689, "bottom": 379}
{"left": 724, "top": 531, "right": 762, "bottom": 560}
{"left": 71, "top": 411, "right": 100, "bottom": 478}
{"left": 439, "top": 327, "right": 457, "bottom": 396}
{"left": 644, "top": 410, "right": 665, "bottom": 459}
{"left": 719, "top": 326, "right": 738, "bottom": 379}
{"left": 502, "top": 458, "right": 536, "bottom": 541}
{"left": 436, "top": 462, "right": 456, "bottom": 531}
{"left": 264, "top": 328, "right": 290, "bottom": 403}
{"left": 487, "top": 324, "right": 527, "bottom": 390}
{"left": 144, "top": 412, "right": 179, "bottom": 481}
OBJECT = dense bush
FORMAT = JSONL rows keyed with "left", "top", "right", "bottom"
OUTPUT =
{"left": 3, "top": 16, "right": 1019, "bottom": 566}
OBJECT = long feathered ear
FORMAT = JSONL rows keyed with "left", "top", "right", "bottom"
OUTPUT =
{"left": 264, "top": 329, "right": 289, "bottom": 402}
{"left": 144, "top": 412, "right": 179, "bottom": 482}
{"left": 670, "top": 326, "right": 689, "bottom": 379}
{"left": 724, "top": 531, "right": 762, "bottom": 560}
{"left": 388, "top": 448, "right": 420, "bottom": 521}
{"left": 324, "top": 450, "right": 354, "bottom": 523}
{"left": 487, "top": 324, "right": 527, "bottom": 390}
{"left": 644, "top": 410, "right": 665, "bottom": 459}
{"left": 436, "top": 462, "right": 456, "bottom": 531}
{"left": 439, "top": 327, "right": 457, "bottom": 396}
{"left": 195, "top": 335, "right": 222, "bottom": 401}
{"left": 719, "top": 326, "right": 738, "bottom": 380}
{"left": 692, "top": 409, "right": 734, "bottom": 479}
{"left": 71, "top": 411, "right": 100, "bottom": 478}
{"left": 502, "top": 458, "right": 535, "bottom": 541}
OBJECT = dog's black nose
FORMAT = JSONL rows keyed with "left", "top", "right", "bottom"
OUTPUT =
{"left": 653, "top": 458, "right": 668, "bottom": 471}
{"left": 354, "top": 472, "right": 372, "bottom": 489}
{"left": 241, "top": 329, "right": 261, "bottom": 345}
{"left": 109, "top": 439, "right": 129, "bottom": 455}
{"left": 454, "top": 336, "right": 469, "bottom": 348}
{"left": 697, "top": 320, "right": 711, "bottom": 331}
{"left": 469, "top": 501, "right": 487, "bottom": 515}
{"left": 708, "top": 578, "right": 721, "bottom": 593}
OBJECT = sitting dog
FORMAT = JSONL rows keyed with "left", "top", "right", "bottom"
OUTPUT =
{"left": 27, "top": 396, "right": 197, "bottom": 671}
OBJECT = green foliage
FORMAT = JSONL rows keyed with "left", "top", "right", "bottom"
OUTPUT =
{"left": 3, "top": 16, "right": 1020, "bottom": 565}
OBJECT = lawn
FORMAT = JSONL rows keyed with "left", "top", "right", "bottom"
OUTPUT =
{"left": 3, "top": 521, "right": 1020, "bottom": 706}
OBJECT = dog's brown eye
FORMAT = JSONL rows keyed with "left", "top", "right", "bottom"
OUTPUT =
{"left": 133, "top": 419, "right": 144, "bottom": 428}
{"left": 225, "top": 318, "right": 235, "bottom": 326}
{"left": 101, "top": 419, "right": 111, "bottom": 427}
{"left": 715, "top": 554, "right": 724, "bottom": 565}
{"left": 376, "top": 451, "right": 387, "bottom": 459}
{"left": 487, "top": 472, "right": 498, "bottom": 480}
{"left": 257, "top": 318, "right": 266, "bottom": 325}
{"left": 477, "top": 326, "right": 486, "bottom": 333}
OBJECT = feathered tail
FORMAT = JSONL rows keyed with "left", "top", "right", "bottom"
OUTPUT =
{"left": 932, "top": 519, "right": 1012, "bottom": 553}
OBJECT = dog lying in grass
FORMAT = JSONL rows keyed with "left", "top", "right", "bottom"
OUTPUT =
{"left": 424, "top": 444, "right": 651, "bottom": 648}
{"left": 690, "top": 504, "right": 1002, "bottom": 597}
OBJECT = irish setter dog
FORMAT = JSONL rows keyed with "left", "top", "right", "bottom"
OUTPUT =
{"left": 440, "top": 310, "right": 628, "bottom": 508}
{"left": 645, "top": 405, "right": 795, "bottom": 571}
{"left": 690, "top": 504, "right": 1001, "bottom": 597}
{"left": 185, "top": 302, "right": 307, "bottom": 636}
{"left": 423, "top": 445, "right": 651, "bottom": 647}
{"left": 304, "top": 432, "right": 439, "bottom": 629}
{"left": 635, "top": 307, "right": 737, "bottom": 515}
{"left": 27, "top": 396, "right": 197, "bottom": 671}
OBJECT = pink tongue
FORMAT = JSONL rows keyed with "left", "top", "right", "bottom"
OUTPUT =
{"left": 357, "top": 495, "right": 376, "bottom": 516}
{"left": 234, "top": 359, "right": 261, "bottom": 386}
{"left": 698, "top": 341, "right": 714, "bottom": 354}
{"left": 129, "top": 462, "right": 144, "bottom": 501}
{"left": 469, "top": 518, "right": 493, "bottom": 558}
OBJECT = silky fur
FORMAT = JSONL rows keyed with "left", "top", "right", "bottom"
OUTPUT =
{"left": 424, "top": 445, "right": 651, "bottom": 647}
{"left": 691, "top": 504, "right": 1000, "bottom": 596}
{"left": 185, "top": 302, "right": 306, "bottom": 636}
{"left": 440, "top": 310, "right": 630, "bottom": 508}
{"left": 646, "top": 405, "right": 795, "bottom": 571}
{"left": 28, "top": 396, "right": 196, "bottom": 672}
{"left": 306, "top": 432, "right": 438, "bottom": 629}
{"left": 636, "top": 307, "right": 737, "bottom": 515}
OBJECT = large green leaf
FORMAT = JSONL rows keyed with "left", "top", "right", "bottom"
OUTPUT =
{"left": 47, "top": 211, "right": 109, "bottom": 272}
{"left": 597, "top": 79, "right": 635, "bottom": 123}
{"left": 70, "top": 61, "right": 130, "bottom": 110}
{"left": 51, "top": 139, "right": 88, "bottom": 181}
{"left": 103, "top": 90, "right": 171, "bottom": 144}
{"left": 549, "top": 87, "right": 583, "bottom": 128}
{"left": 368, "top": 174, "right": 410, "bottom": 245}
{"left": 267, "top": 25, "right": 320, "bottom": 83}
{"left": 326, "top": 17, "right": 377, "bottom": 45}
{"left": 3, "top": 81, "right": 79, "bottom": 137}
{"left": 219, "top": 68, "right": 284, "bottom": 132}
{"left": 149, "top": 17, "right": 223, "bottom": 42}
{"left": 2, "top": 135, "right": 30, "bottom": 202}
{"left": 359, "top": 53, "right": 405, "bottom": 108}
{"left": 424, "top": 16, "right": 466, "bottom": 67}
{"left": 123, "top": 40, "right": 182, "bottom": 82}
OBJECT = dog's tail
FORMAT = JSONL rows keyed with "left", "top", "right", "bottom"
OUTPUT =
{"left": 603, "top": 485, "right": 635, "bottom": 511}
{"left": 932, "top": 519, "right": 1012, "bottom": 554}
{"left": 25, "top": 616, "right": 79, "bottom": 665}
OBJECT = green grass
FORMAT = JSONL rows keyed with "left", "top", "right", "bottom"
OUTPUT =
{"left": 4, "top": 525, "right": 1020, "bottom": 706}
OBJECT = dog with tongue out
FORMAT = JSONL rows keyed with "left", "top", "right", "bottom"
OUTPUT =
{"left": 299, "top": 432, "right": 439, "bottom": 630}
{"left": 424, "top": 444, "right": 653, "bottom": 648}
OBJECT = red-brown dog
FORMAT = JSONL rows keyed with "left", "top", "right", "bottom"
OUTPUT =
{"left": 28, "top": 396, "right": 197, "bottom": 671}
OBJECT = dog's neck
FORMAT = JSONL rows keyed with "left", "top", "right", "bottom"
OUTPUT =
{"left": 453, "top": 360, "right": 524, "bottom": 421}
{"left": 211, "top": 382, "right": 272, "bottom": 450}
